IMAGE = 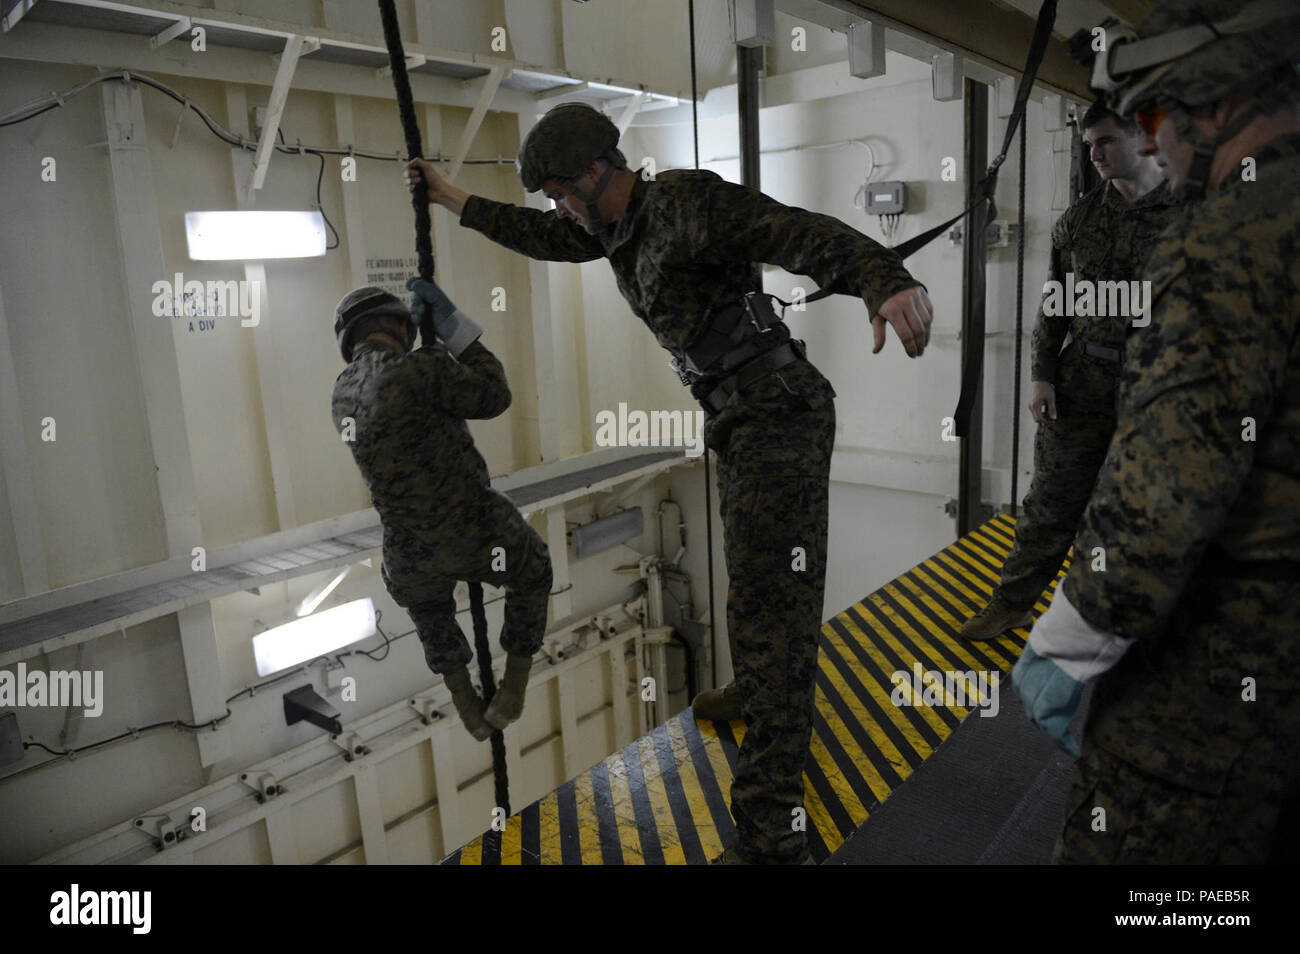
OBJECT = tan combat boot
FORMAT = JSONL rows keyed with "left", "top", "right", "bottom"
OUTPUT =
{"left": 960, "top": 599, "right": 1034, "bottom": 642}
{"left": 692, "top": 682, "right": 743, "bottom": 721}
{"left": 444, "top": 667, "right": 493, "bottom": 741}
{"left": 484, "top": 654, "right": 533, "bottom": 731}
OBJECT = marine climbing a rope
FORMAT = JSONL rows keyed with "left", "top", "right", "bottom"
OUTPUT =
{"left": 329, "top": 1, "right": 549, "bottom": 816}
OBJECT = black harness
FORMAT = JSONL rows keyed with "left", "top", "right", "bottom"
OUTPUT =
{"left": 671, "top": 292, "right": 803, "bottom": 417}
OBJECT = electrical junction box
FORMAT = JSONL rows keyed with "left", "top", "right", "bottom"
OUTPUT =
{"left": 864, "top": 180, "right": 907, "bottom": 215}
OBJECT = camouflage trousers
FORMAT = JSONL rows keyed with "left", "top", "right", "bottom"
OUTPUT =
{"left": 379, "top": 489, "right": 552, "bottom": 675}
{"left": 1056, "top": 573, "right": 1300, "bottom": 864}
{"left": 705, "top": 356, "right": 836, "bottom": 863}
{"left": 997, "top": 348, "right": 1118, "bottom": 610}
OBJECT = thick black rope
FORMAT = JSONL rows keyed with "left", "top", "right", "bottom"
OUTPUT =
{"left": 469, "top": 582, "right": 510, "bottom": 816}
{"left": 1011, "top": 119, "right": 1026, "bottom": 517}
{"left": 688, "top": 0, "right": 718, "bottom": 696}
{"left": 377, "top": 0, "right": 434, "bottom": 285}
{"left": 376, "top": 0, "right": 509, "bottom": 822}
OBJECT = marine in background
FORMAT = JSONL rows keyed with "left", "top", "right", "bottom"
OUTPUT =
{"left": 962, "top": 101, "right": 1183, "bottom": 643}
{"left": 1014, "top": 0, "right": 1300, "bottom": 863}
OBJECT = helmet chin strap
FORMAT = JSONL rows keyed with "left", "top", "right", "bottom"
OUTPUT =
{"left": 561, "top": 158, "right": 622, "bottom": 234}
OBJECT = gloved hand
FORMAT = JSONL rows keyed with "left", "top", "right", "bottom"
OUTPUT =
{"left": 406, "top": 276, "right": 483, "bottom": 356}
{"left": 1012, "top": 643, "right": 1083, "bottom": 757}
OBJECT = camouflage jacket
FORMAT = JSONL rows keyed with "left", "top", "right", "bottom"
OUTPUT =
{"left": 1063, "top": 132, "right": 1300, "bottom": 643}
{"left": 331, "top": 338, "right": 510, "bottom": 525}
{"left": 1031, "top": 179, "right": 1184, "bottom": 382}
{"left": 459, "top": 169, "right": 922, "bottom": 366}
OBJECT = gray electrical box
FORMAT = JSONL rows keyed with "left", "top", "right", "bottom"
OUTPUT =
{"left": 864, "top": 180, "right": 907, "bottom": 215}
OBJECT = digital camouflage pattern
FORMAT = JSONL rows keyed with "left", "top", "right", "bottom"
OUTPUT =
{"left": 1030, "top": 179, "right": 1184, "bottom": 382}
{"left": 331, "top": 337, "right": 552, "bottom": 674}
{"left": 998, "top": 180, "right": 1184, "bottom": 610}
{"left": 461, "top": 168, "right": 919, "bottom": 862}
{"left": 1056, "top": 131, "right": 1300, "bottom": 863}
{"left": 1111, "top": 0, "right": 1300, "bottom": 117}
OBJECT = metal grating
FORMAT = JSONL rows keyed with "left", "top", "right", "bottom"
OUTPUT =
{"left": 0, "top": 449, "right": 685, "bottom": 658}
{"left": 23, "top": 0, "right": 174, "bottom": 34}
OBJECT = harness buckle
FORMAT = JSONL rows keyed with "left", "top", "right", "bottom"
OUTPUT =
{"left": 742, "top": 292, "right": 780, "bottom": 334}
{"left": 669, "top": 353, "right": 699, "bottom": 386}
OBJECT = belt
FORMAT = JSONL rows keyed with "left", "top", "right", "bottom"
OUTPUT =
{"left": 696, "top": 341, "right": 801, "bottom": 417}
{"left": 1078, "top": 342, "right": 1121, "bottom": 363}
{"left": 1199, "top": 544, "right": 1300, "bottom": 583}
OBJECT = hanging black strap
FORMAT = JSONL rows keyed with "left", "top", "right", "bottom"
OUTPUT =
{"left": 800, "top": 1, "right": 1058, "bottom": 439}
{"left": 377, "top": 0, "right": 510, "bottom": 820}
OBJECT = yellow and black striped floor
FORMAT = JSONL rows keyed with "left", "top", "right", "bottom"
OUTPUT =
{"left": 443, "top": 514, "right": 1065, "bottom": 864}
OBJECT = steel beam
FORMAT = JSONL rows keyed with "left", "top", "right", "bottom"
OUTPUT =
{"left": 0, "top": 281, "right": 48, "bottom": 594}
{"left": 613, "top": 90, "right": 645, "bottom": 136}
{"left": 1, "top": 0, "right": 38, "bottom": 32}
{"left": 99, "top": 81, "right": 202, "bottom": 557}
{"left": 957, "top": 77, "right": 987, "bottom": 536}
{"left": 247, "top": 33, "right": 305, "bottom": 195}
{"left": 737, "top": 44, "right": 763, "bottom": 189}
{"left": 148, "top": 16, "right": 190, "bottom": 50}
{"left": 447, "top": 65, "right": 507, "bottom": 181}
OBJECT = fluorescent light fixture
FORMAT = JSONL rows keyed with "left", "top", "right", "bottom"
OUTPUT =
{"left": 252, "top": 598, "right": 375, "bottom": 676}
{"left": 296, "top": 565, "right": 354, "bottom": 617}
{"left": 185, "top": 210, "right": 327, "bottom": 260}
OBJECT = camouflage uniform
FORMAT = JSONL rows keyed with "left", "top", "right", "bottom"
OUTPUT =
{"left": 1054, "top": 132, "right": 1300, "bottom": 863}
{"left": 995, "top": 180, "right": 1183, "bottom": 611}
{"left": 331, "top": 337, "right": 552, "bottom": 674}
{"left": 460, "top": 168, "right": 920, "bottom": 862}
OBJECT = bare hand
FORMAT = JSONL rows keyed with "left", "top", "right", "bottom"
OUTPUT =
{"left": 1029, "top": 380, "right": 1057, "bottom": 424}
{"left": 871, "top": 285, "right": 934, "bottom": 358}
{"left": 404, "top": 158, "right": 469, "bottom": 215}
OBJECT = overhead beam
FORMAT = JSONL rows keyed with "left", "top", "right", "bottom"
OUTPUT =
{"left": 1, "top": 0, "right": 38, "bottom": 32}
{"left": 0, "top": 21, "right": 537, "bottom": 115}
{"left": 247, "top": 33, "right": 306, "bottom": 194}
{"left": 777, "top": 0, "right": 1091, "bottom": 100}
{"left": 447, "top": 65, "right": 508, "bottom": 181}
{"left": 148, "top": 15, "right": 190, "bottom": 50}
{"left": 613, "top": 90, "right": 645, "bottom": 135}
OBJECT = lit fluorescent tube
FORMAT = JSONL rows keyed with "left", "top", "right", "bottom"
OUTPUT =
{"left": 252, "top": 598, "right": 376, "bottom": 676}
{"left": 185, "top": 210, "right": 327, "bottom": 260}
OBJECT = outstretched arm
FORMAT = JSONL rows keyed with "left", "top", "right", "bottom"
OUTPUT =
{"left": 694, "top": 178, "right": 933, "bottom": 356}
{"left": 406, "top": 157, "right": 605, "bottom": 263}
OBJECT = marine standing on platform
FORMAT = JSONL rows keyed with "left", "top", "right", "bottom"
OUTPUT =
{"left": 1013, "top": 0, "right": 1300, "bottom": 863}
{"left": 406, "top": 103, "right": 934, "bottom": 864}
{"left": 331, "top": 283, "right": 552, "bottom": 742}
{"left": 962, "top": 101, "right": 1183, "bottom": 642}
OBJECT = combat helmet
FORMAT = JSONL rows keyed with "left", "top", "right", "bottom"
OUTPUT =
{"left": 334, "top": 286, "right": 412, "bottom": 362}
{"left": 1078, "top": 0, "right": 1300, "bottom": 196}
{"left": 516, "top": 102, "right": 629, "bottom": 231}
